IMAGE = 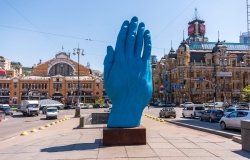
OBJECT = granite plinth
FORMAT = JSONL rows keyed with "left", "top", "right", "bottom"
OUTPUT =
{"left": 103, "top": 125, "right": 146, "bottom": 146}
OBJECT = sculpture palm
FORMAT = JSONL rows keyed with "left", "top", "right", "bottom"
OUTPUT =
{"left": 104, "top": 16, "right": 152, "bottom": 127}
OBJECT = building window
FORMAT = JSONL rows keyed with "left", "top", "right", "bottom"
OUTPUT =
{"left": 14, "top": 83, "right": 17, "bottom": 88}
{"left": 207, "top": 59, "right": 212, "bottom": 65}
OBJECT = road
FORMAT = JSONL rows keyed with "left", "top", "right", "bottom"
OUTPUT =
{"left": 0, "top": 108, "right": 106, "bottom": 142}
{"left": 143, "top": 106, "right": 241, "bottom": 136}
{"left": 1, "top": 106, "right": 240, "bottom": 142}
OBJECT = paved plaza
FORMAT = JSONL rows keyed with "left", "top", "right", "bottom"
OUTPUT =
{"left": 0, "top": 114, "right": 250, "bottom": 160}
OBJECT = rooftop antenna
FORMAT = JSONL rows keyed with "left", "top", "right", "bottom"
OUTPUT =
{"left": 195, "top": 8, "right": 198, "bottom": 19}
{"left": 183, "top": 30, "right": 185, "bottom": 41}
{"left": 171, "top": 40, "right": 173, "bottom": 49}
{"left": 62, "top": 45, "right": 64, "bottom": 51}
{"left": 218, "top": 30, "right": 220, "bottom": 42}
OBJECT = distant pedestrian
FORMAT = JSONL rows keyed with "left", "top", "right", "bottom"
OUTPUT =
{"left": 148, "top": 105, "right": 150, "bottom": 109}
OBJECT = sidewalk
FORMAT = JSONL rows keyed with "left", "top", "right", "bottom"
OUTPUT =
{"left": 0, "top": 115, "right": 250, "bottom": 160}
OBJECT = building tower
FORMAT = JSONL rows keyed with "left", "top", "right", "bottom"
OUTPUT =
{"left": 186, "top": 8, "right": 208, "bottom": 44}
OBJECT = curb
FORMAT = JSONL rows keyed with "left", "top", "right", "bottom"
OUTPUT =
{"left": 20, "top": 116, "right": 71, "bottom": 136}
{"left": 165, "top": 119, "right": 239, "bottom": 139}
{"left": 144, "top": 114, "right": 240, "bottom": 140}
{"left": 232, "top": 135, "right": 242, "bottom": 144}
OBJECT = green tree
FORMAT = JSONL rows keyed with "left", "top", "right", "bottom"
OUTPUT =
{"left": 242, "top": 85, "right": 250, "bottom": 102}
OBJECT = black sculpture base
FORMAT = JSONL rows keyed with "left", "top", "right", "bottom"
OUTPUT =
{"left": 103, "top": 126, "right": 146, "bottom": 146}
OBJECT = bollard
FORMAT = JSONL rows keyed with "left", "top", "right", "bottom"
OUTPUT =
{"left": 79, "top": 116, "right": 84, "bottom": 128}
{"left": 241, "top": 120, "right": 250, "bottom": 152}
{"left": 75, "top": 107, "right": 81, "bottom": 118}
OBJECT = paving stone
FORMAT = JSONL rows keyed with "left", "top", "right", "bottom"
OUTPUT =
{"left": 195, "top": 142, "right": 226, "bottom": 149}
{"left": 126, "top": 148, "right": 157, "bottom": 158}
{"left": 153, "top": 148, "right": 186, "bottom": 157}
{"left": 172, "top": 142, "right": 200, "bottom": 149}
{"left": 148, "top": 142, "right": 176, "bottom": 149}
{"left": 98, "top": 146, "right": 127, "bottom": 159}
{"left": 147, "top": 137, "right": 167, "bottom": 143}
{"left": 180, "top": 148, "right": 215, "bottom": 157}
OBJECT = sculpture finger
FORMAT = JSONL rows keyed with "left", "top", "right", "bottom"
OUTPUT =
{"left": 115, "top": 20, "right": 129, "bottom": 63}
{"left": 134, "top": 22, "right": 145, "bottom": 59}
{"left": 126, "top": 16, "right": 138, "bottom": 61}
{"left": 104, "top": 46, "right": 114, "bottom": 81}
{"left": 142, "top": 30, "right": 152, "bottom": 61}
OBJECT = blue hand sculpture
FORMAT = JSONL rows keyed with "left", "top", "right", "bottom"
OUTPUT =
{"left": 104, "top": 16, "right": 152, "bottom": 128}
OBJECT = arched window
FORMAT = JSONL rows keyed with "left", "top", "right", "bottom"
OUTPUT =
{"left": 48, "top": 63, "right": 74, "bottom": 76}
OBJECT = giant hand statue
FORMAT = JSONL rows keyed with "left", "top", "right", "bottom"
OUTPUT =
{"left": 104, "top": 17, "right": 152, "bottom": 128}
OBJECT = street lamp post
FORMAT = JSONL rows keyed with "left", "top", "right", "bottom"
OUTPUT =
{"left": 73, "top": 45, "right": 84, "bottom": 118}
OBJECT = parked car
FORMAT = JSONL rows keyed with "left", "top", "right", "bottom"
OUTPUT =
{"left": 224, "top": 107, "right": 249, "bottom": 116}
{"left": 200, "top": 109, "right": 224, "bottom": 122}
{"left": 182, "top": 105, "right": 205, "bottom": 118}
{"left": 236, "top": 102, "right": 249, "bottom": 108}
{"left": 0, "top": 104, "right": 13, "bottom": 116}
{"left": 0, "top": 110, "right": 5, "bottom": 122}
{"left": 46, "top": 107, "right": 59, "bottom": 119}
{"left": 159, "top": 107, "right": 176, "bottom": 118}
{"left": 219, "top": 110, "right": 250, "bottom": 130}
{"left": 79, "top": 103, "right": 89, "bottom": 109}
{"left": 159, "top": 102, "right": 175, "bottom": 108}
{"left": 180, "top": 102, "right": 194, "bottom": 108}
{"left": 207, "top": 102, "right": 224, "bottom": 108}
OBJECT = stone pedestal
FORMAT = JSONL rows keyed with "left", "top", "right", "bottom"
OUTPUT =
{"left": 79, "top": 116, "right": 84, "bottom": 127}
{"left": 74, "top": 107, "right": 80, "bottom": 118}
{"left": 241, "top": 120, "right": 250, "bottom": 152}
{"left": 103, "top": 126, "right": 146, "bottom": 146}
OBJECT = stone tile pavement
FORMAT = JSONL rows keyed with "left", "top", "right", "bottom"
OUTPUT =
{"left": 0, "top": 114, "right": 250, "bottom": 160}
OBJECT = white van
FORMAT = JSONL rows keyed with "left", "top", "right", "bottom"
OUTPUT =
{"left": 20, "top": 100, "right": 39, "bottom": 116}
{"left": 182, "top": 104, "right": 205, "bottom": 118}
{"left": 46, "top": 107, "right": 58, "bottom": 119}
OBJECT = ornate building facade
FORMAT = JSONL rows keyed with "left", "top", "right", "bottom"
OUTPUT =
{"left": 153, "top": 11, "right": 250, "bottom": 105}
{"left": 0, "top": 52, "right": 103, "bottom": 105}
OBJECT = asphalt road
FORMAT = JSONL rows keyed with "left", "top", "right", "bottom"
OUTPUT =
{"left": 0, "top": 108, "right": 106, "bottom": 142}
{"left": 143, "top": 106, "right": 241, "bottom": 136}
{"left": 1, "top": 106, "right": 240, "bottom": 142}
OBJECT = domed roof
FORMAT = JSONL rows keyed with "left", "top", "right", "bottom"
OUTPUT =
{"left": 212, "top": 40, "right": 227, "bottom": 53}
{"left": 178, "top": 40, "right": 189, "bottom": 52}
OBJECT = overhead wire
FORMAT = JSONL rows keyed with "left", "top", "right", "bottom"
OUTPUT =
{"left": 154, "top": 0, "right": 197, "bottom": 40}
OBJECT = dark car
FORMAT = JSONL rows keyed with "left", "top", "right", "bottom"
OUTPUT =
{"left": 200, "top": 109, "right": 224, "bottom": 122}
{"left": 0, "top": 105, "right": 13, "bottom": 116}
{"left": 159, "top": 102, "right": 175, "bottom": 108}
{"left": 159, "top": 107, "right": 176, "bottom": 118}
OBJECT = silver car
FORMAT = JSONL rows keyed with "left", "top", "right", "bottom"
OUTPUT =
{"left": 219, "top": 110, "right": 250, "bottom": 130}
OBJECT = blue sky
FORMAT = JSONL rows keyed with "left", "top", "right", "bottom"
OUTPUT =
{"left": 0, "top": 0, "right": 247, "bottom": 71}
